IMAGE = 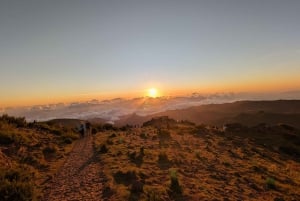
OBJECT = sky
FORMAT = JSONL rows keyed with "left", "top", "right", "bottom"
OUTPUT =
{"left": 1, "top": 0, "right": 300, "bottom": 107}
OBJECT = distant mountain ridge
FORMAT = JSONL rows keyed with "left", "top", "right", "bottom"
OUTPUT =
{"left": 114, "top": 100, "right": 300, "bottom": 128}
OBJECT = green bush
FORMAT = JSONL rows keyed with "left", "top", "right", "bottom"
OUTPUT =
{"left": 169, "top": 170, "right": 182, "bottom": 194}
{"left": 266, "top": 177, "right": 276, "bottom": 189}
{"left": 0, "top": 167, "right": 36, "bottom": 201}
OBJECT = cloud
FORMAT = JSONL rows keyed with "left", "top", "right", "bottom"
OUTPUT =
{"left": 2, "top": 91, "right": 299, "bottom": 123}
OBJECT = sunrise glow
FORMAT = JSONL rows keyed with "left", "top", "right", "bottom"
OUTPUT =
{"left": 148, "top": 88, "right": 158, "bottom": 98}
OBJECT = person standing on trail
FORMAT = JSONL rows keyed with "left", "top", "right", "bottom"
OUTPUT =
{"left": 80, "top": 123, "right": 86, "bottom": 138}
{"left": 85, "top": 122, "right": 91, "bottom": 136}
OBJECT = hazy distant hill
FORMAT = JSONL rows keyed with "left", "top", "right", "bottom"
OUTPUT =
{"left": 115, "top": 100, "right": 300, "bottom": 128}
{"left": 46, "top": 118, "right": 84, "bottom": 128}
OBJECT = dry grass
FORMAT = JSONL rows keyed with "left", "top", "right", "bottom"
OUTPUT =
{"left": 0, "top": 116, "right": 79, "bottom": 199}
{"left": 94, "top": 121, "right": 300, "bottom": 200}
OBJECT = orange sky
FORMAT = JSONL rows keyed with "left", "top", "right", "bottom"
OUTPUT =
{"left": 1, "top": 1, "right": 300, "bottom": 108}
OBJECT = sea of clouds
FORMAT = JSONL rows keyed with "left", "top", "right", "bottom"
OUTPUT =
{"left": 1, "top": 91, "right": 299, "bottom": 123}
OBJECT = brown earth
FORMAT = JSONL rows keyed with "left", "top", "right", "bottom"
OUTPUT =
{"left": 42, "top": 135, "right": 104, "bottom": 201}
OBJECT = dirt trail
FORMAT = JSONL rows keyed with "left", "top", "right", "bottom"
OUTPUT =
{"left": 42, "top": 135, "right": 104, "bottom": 201}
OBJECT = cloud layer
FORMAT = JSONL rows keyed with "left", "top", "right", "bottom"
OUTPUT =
{"left": 2, "top": 91, "right": 300, "bottom": 123}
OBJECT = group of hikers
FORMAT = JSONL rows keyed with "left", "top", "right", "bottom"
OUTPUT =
{"left": 79, "top": 121, "right": 91, "bottom": 138}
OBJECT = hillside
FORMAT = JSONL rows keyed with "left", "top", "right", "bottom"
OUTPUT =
{"left": 0, "top": 115, "right": 80, "bottom": 200}
{"left": 1, "top": 114, "right": 300, "bottom": 200}
{"left": 94, "top": 116, "right": 300, "bottom": 200}
{"left": 115, "top": 100, "right": 300, "bottom": 128}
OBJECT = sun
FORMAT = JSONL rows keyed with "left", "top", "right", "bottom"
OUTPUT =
{"left": 147, "top": 88, "right": 158, "bottom": 98}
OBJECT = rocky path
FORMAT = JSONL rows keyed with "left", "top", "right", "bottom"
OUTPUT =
{"left": 42, "top": 135, "right": 104, "bottom": 201}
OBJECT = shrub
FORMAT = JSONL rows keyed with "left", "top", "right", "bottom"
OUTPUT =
{"left": 109, "top": 133, "right": 117, "bottom": 138}
{"left": 20, "top": 155, "right": 39, "bottom": 167}
{"left": 157, "top": 129, "right": 171, "bottom": 140}
{"left": 146, "top": 190, "right": 163, "bottom": 201}
{"left": 0, "top": 167, "right": 36, "bottom": 201}
{"left": 99, "top": 144, "right": 108, "bottom": 154}
{"left": 92, "top": 128, "right": 97, "bottom": 134}
{"left": 0, "top": 114, "right": 27, "bottom": 128}
{"left": 0, "top": 131, "right": 15, "bottom": 145}
{"left": 158, "top": 152, "right": 169, "bottom": 163}
{"left": 103, "top": 123, "right": 117, "bottom": 131}
{"left": 140, "top": 147, "right": 145, "bottom": 156}
{"left": 60, "top": 131, "right": 79, "bottom": 144}
{"left": 51, "top": 129, "right": 63, "bottom": 136}
{"left": 140, "top": 133, "right": 148, "bottom": 139}
{"left": 118, "top": 137, "right": 124, "bottom": 144}
{"left": 129, "top": 151, "right": 137, "bottom": 160}
{"left": 106, "top": 139, "right": 114, "bottom": 145}
{"left": 169, "top": 170, "right": 182, "bottom": 194}
{"left": 42, "top": 145, "right": 57, "bottom": 156}
{"left": 0, "top": 131, "right": 28, "bottom": 145}
{"left": 130, "top": 180, "right": 144, "bottom": 193}
{"left": 63, "top": 137, "right": 72, "bottom": 144}
{"left": 113, "top": 170, "right": 137, "bottom": 186}
{"left": 157, "top": 152, "right": 171, "bottom": 169}
{"left": 222, "top": 162, "right": 231, "bottom": 167}
{"left": 266, "top": 177, "right": 276, "bottom": 189}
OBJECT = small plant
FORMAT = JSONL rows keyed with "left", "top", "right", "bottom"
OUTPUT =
{"left": 113, "top": 170, "right": 137, "bottom": 186}
{"left": 91, "top": 128, "right": 98, "bottom": 134}
{"left": 130, "top": 180, "right": 144, "bottom": 193}
{"left": 0, "top": 131, "right": 15, "bottom": 145}
{"left": 140, "top": 147, "right": 145, "bottom": 156}
{"left": 222, "top": 162, "right": 231, "bottom": 167}
{"left": 42, "top": 145, "right": 57, "bottom": 157}
{"left": 21, "top": 155, "right": 39, "bottom": 167}
{"left": 109, "top": 133, "right": 117, "bottom": 138}
{"left": 195, "top": 151, "right": 201, "bottom": 159}
{"left": 158, "top": 152, "right": 169, "bottom": 163}
{"left": 118, "top": 137, "right": 123, "bottom": 144}
{"left": 158, "top": 152, "right": 172, "bottom": 169}
{"left": 106, "top": 139, "right": 114, "bottom": 145}
{"left": 266, "top": 177, "right": 276, "bottom": 189}
{"left": 158, "top": 129, "right": 171, "bottom": 140}
{"left": 146, "top": 190, "right": 163, "bottom": 201}
{"left": 140, "top": 132, "right": 148, "bottom": 139}
{"left": 60, "top": 132, "right": 77, "bottom": 144}
{"left": 169, "top": 169, "right": 182, "bottom": 194}
{"left": 99, "top": 144, "right": 108, "bottom": 154}
{"left": 129, "top": 151, "right": 137, "bottom": 160}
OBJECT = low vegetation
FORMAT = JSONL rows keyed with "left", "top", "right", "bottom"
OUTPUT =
{"left": 94, "top": 117, "right": 300, "bottom": 200}
{"left": 0, "top": 167, "right": 36, "bottom": 201}
{"left": 1, "top": 114, "right": 300, "bottom": 200}
{"left": 0, "top": 114, "right": 80, "bottom": 199}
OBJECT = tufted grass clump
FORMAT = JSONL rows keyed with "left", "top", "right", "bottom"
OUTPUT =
{"left": 266, "top": 177, "right": 276, "bottom": 190}
{"left": 169, "top": 169, "right": 182, "bottom": 194}
{"left": 0, "top": 167, "right": 37, "bottom": 201}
